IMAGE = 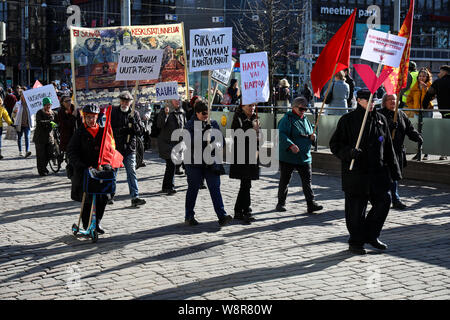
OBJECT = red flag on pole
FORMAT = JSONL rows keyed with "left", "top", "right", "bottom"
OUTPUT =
{"left": 311, "top": 9, "right": 356, "bottom": 97}
{"left": 383, "top": 0, "right": 415, "bottom": 95}
{"left": 33, "top": 80, "right": 43, "bottom": 88}
{"left": 98, "top": 106, "right": 124, "bottom": 169}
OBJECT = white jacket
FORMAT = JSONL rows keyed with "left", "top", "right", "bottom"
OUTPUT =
{"left": 12, "top": 101, "right": 34, "bottom": 132}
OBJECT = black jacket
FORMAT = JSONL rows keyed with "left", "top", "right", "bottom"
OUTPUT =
{"left": 110, "top": 106, "right": 143, "bottom": 157}
{"left": 379, "top": 108, "right": 422, "bottom": 170}
{"left": 329, "top": 105, "right": 402, "bottom": 195}
{"left": 157, "top": 107, "right": 186, "bottom": 160}
{"left": 32, "top": 109, "right": 55, "bottom": 145}
{"left": 422, "top": 75, "right": 450, "bottom": 118}
{"left": 67, "top": 125, "right": 104, "bottom": 202}
{"left": 229, "top": 110, "right": 260, "bottom": 180}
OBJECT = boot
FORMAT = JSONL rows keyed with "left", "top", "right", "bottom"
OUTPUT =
{"left": 307, "top": 201, "right": 323, "bottom": 214}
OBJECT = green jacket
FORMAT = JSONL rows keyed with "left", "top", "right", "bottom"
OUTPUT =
{"left": 278, "top": 111, "right": 314, "bottom": 165}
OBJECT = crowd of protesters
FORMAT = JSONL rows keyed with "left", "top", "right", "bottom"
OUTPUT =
{"left": 0, "top": 64, "right": 448, "bottom": 254}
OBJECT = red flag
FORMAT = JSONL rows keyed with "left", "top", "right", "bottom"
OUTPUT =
{"left": 33, "top": 80, "right": 43, "bottom": 89}
{"left": 98, "top": 106, "right": 124, "bottom": 169}
{"left": 311, "top": 9, "right": 356, "bottom": 97}
{"left": 383, "top": 0, "right": 414, "bottom": 95}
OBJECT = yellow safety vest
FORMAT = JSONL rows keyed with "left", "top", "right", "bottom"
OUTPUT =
{"left": 402, "top": 71, "right": 419, "bottom": 104}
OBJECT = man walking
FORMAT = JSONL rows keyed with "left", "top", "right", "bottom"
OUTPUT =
{"left": 330, "top": 89, "right": 402, "bottom": 255}
{"left": 111, "top": 91, "right": 146, "bottom": 207}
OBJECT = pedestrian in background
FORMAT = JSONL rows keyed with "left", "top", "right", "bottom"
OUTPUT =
{"left": 344, "top": 68, "right": 355, "bottom": 108}
{"left": 33, "top": 97, "right": 57, "bottom": 176}
{"left": 157, "top": 98, "right": 186, "bottom": 195}
{"left": 229, "top": 103, "right": 260, "bottom": 224}
{"left": 330, "top": 88, "right": 402, "bottom": 255}
{"left": 0, "top": 97, "right": 14, "bottom": 160}
{"left": 380, "top": 93, "right": 422, "bottom": 210}
{"left": 111, "top": 91, "right": 146, "bottom": 207}
{"left": 57, "top": 95, "right": 77, "bottom": 154}
{"left": 226, "top": 79, "right": 241, "bottom": 106}
{"left": 275, "top": 79, "right": 291, "bottom": 107}
{"left": 183, "top": 101, "right": 232, "bottom": 227}
{"left": 4, "top": 88, "right": 17, "bottom": 117}
{"left": 276, "top": 96, "right": 323, "bottom": 214}
{"left": 12, "top": 91, "right": 32, "bottom": 158}
{"left": 326, "top": 71, "right": 349, "bottom": 116}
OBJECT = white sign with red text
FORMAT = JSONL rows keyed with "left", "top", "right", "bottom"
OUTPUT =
{"left": 240, "top": 52, "right": 269, "bottom": 105}
{"left": 360, "top": 29, "right": 407, "bottom": 68}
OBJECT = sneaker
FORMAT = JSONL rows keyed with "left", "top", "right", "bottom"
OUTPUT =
{"left": 131, "top": 198, "right": 146, "bottom": 207}
{"left": 19, "top": 151, "right": 23, "bottom": 157}
{"left": 439, "top": 156, "right": 448, "bottom": 160}
{"left": 185, "top": 217, "right": 199, "bottom": 226}
{"left": 218, "top": 215, "right": 232, "bottom": 226}
{"left": 422, "top": 154, "right": 429, "bottom": 160}
{"left": 275, "top": 204, "right": 287, "bottom": 212}
{"left": 349, "top": 245, "right": 366, "bottom": 255}
{"left": 199, "top": 184, "right": 207, "bottom": 190}
{"left": 307, "top": 201, "right": 323, "bottom": 214}
{"left": 25, "top": 151, "right": 32, "bottom": 158}
{"left": 234, "top": 211, "right": 252, "bottom": 224}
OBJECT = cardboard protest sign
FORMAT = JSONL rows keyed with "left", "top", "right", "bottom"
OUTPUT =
{"left": 212, "top": 58, "right": 236, "bottom": 86}
{"left": 22, "top": 85, "right": 60, "bottom": 115}
{"left": 116, "top": 49, "right": 164, "bottom": 81}
{"left": 360, "top": 29, "right": 407, "bottom": 68}
{"left": 240, "top": 52, "right": 269, "bottom": 105}
{"left": 155, "top": 81, "right": 179, "bottom": 101}
{"left": 189, "top": 27, "right": 232, "bottom": 72}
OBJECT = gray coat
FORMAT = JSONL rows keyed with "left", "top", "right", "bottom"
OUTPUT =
{"left": 157, "top": 107, "right": 186, "bottom": 160}
{"left": 327, "top": 80, "right": 350, "bottom": 115}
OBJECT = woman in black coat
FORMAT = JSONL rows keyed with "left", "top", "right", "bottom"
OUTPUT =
{"left": 57, "top": 95, "right": 77, "bottom": 152}
{"left": 229, "top": 103, "right": 260, "bottom": 223}
{"left": 67, "top": 104, "right": 108, "bottom": 233}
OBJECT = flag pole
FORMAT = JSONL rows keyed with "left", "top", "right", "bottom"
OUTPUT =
{"left": 349, "top": 62, "right": 384, "bottom": 171}
{"left": 313, "top": 62, "right": 339, "bottom": 135}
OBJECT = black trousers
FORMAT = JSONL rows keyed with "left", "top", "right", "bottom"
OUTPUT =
{"left": 35, "top": 142, "right": 52, "bottom": 175}
{"left": 81, "top": 194, "right": 108, "bottom": 230}
{"left": 234, "top": 179, "right": 252, "bottom": 213}
{"left": 162, "top": 159, "right": 176, "bottom": 190}
{"left": 277, "top": 161, "right": 314, "bottom": 206}
{"left": 344, "top": 191, "right": 391, "bottom": 246}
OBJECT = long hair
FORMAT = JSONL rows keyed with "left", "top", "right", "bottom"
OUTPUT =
{"left": 418, "top": 67, "right": 432, "bottom": 84}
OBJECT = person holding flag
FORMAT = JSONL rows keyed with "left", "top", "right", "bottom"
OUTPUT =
{"left": 67, "top": 104, "right": 110, "bottom": 234}
{"left": 329, "top": 89, "right": 402, "bottom": 255}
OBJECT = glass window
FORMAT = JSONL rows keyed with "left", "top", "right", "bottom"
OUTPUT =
{"left": 435, "top": 0, "right": 442, "bottom": 10}
{"left": 418, "top": 0, "right": 426, "bottom": 9}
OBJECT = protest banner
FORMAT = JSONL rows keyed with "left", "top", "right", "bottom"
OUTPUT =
{"left": 22, "top": 85, "right": 60, "bottom": 115}
{"left": 239, "top": 52, "right": 269, "bottom": 105}
{"left": 189, "top": 27, "right": 232, "bottom": 73}
{"left": 70, "top": 24, "right": 188, "bottom": 108}
{"left": 116, "top": 49, "right": 164, "bottom": 81}
{"left": 212, "top": 58, "right": 236, "bottom": 86}
{"left": 155, "top": 81, "right": 180, "bottom": 101}
{"left": 360, "top": 29, "right": 407, "bottom": 68}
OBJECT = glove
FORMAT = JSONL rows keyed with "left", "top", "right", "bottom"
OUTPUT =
{"left": 203, "top": 124, "right": 212, "bottom": 131}
{"left": 389, "top": 121, "right": 398, "bottom": 130}
{"left": 50, "top": 121, "right": 57, "bottom": 129}
{"left": 350, "top": 148, "right": 363, "bottom": 160}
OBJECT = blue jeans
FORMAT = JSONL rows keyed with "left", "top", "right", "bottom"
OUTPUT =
{"left": 185, "top": 165, "right": 227, "bottom": 220}
{"left": 123, "top": 153, "right": 139, "bottom": 199}
{"left": 390, "top": 181, "right": 400, "bottom": 202}
{"left": 17, "top": 126, "right": 30, "bottom": 152}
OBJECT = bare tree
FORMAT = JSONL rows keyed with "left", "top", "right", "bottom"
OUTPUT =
{"left": 233, "top": 0, "right": 305, "bottom": 104}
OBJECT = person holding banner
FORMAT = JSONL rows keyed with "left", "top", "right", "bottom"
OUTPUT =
{"left": 379, "top": 93, "right": 422, "bottom": 210}
{"left": 33, "top": 97, "right": 57, "bottom": 176}
{"left": 276, "top": 96, "right": 323, "bottom": 214}
{"left": 329, "top": 89, "right": 402, "bottom": 255}
{"left": 184, "top": 101, "right": 232, "bottom": 227}
{"left": 229, "top": 103, "right": 260, "bottom": 224}
{"left": 111, "top": 92, "right": 146, "bottom": 207}
{"left": 157, "top": 98, "right": 186, "bottom": 195}
{"left": 67, "top": 104, "right": 108, "bottom": 234}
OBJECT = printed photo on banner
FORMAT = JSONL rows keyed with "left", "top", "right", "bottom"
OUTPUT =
{"left": 155, "top": 81, "right": 180, "bottom": 101}
{"left": 240, "top": 52, "right": 270, "bottom": 105}
{"left": 116, "top": 50, "right": 164, "bottom": 81}
{"left": 189, "top": 27, "right": 232, "bottom": 72}
{"left": 360, "top": 29, "right": 407, "bottom": 68}
{"left": 70, "top": 24, "right": 188, "bottom": 108}
{"left": 22, "top": 85, "right": 60, "bottom": 116}
{"left": 212, "top": 58, "right": 236, "bottom": 86}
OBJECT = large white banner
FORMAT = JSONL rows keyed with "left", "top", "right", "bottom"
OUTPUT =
{"left": 155, "top": 81, "right": 180, "bottom": 101}
{"left": 115, "top": 49, "right": 164, "bottom": 81}
{"left": 189, "top": 27, "right": 232, "bottom": 72}
{"left": 360, "top": 29, "right": 407, "bottom": 68}
{"left": 240, "top": 52, "right": 270, "bottom": 105}
{"left": 22, "top": 85, "right": 60, "bottom": 115}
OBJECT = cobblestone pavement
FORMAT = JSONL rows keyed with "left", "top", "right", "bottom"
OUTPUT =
{"left": 0, "top": 136, "right": 449, "bottom": 300}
